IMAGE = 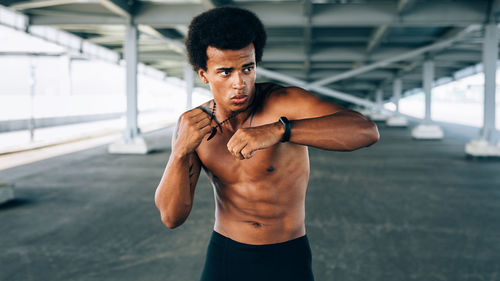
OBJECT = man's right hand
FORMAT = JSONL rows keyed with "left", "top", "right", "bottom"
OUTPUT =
{"left": 172, "top": 108, "right": 212, "bottom": 156}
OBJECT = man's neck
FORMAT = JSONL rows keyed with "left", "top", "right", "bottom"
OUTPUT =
{"left": 214, "top": 85, "right": 259, "bottom": 129}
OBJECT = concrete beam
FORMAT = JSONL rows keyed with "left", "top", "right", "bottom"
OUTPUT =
{"left": 366, "top": 25, "right": 389, "bottom": 53}
{"left": 131, "top": 1, "right": 488, "bottom": 27}
{"left": 134, "top": 3, "right": 204, "bottom": 26}
{"left": 257, "top": 67, "right": 375, "bottom": 108}
{"left": 308, "top": 25, "right": 480, "bottom": 87}
{"left": 485, "top": 0, "right": 500, "bottom": 23}
{"left": 435, "top": 51, "right": 482, "bottom": 63}
{"left": 0, "top": 0, "right": 24, "bottom": 6}
{"left": 139, "top": 51, "right": 185, "bottom": 62}
{"left": 99, "top": 0, "right": 133, "bottom": 18}
{"left": 137, "top": 25, "right": 185, "bottom": 54}
{"left": 201, "top": 0, "right": 232, "bottom": 9}
{"left": 398, "top": 0, "right": 418, "bottom": 15}
{"left": 200, "top": 0, "right": 214, "bottom": 9}
{"left": 10, "top": 0, "right": 86, "bottom": 10}
{"left": 22, "top": 1, "right": 489, "bottom": 27}
{"left": 30, "top": 11, "right": 126, "bottom": 25}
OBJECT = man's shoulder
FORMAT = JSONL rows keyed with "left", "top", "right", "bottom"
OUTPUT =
{"left": 256, "top": 82, "right": 304, "bottom": 101}
{"left": 256, "top": 82, "right": 307, "bottom": 105}
{"left": 256, "top": 82, "right": 285, "bottom": 95}
{"left": 184, "top": 99, "right": 213, "bottom": 117}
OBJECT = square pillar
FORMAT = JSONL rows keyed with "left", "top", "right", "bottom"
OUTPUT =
{"left": 481, "top": 24, "right": 498, "bottom": 144}
{"left": 411, "top": 59, "right": 444, "bottom": 139}
{"left": 387, "top": 78, "right": 408, "bottom": 127}
{"left": 108, "top": 22, "right": 152, "bottom": 154}
{"left": 370, "top": 88, "right": 389, "bottom": 121}
{"left": 124, "top": 22, "right": 139, "bottom": 143}
{"left": 393, "top": 78, "right": 402, "bottom": 113}
{"left": 184, "top": 63, "right": 194, "bottom": 110}
{"left": 423, "top": 59, "right": 434, "bottom": 124}
{"left": 466, "top": 23, "right": 500, "bottom": 156}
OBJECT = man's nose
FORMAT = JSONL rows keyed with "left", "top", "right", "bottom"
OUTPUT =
{"left": 232, "top": 71, "right": 244, "bottom": 89}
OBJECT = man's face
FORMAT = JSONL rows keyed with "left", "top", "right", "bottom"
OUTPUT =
{"left": 198, "top": 43, "right": 257, "bottom": 114}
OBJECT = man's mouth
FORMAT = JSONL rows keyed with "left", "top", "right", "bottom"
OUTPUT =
{"left": 231, "top": 95, "right": 248, "bottom": 104}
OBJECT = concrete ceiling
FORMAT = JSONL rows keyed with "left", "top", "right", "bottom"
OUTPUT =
{"left": 1, "top": 0, "right": 498, "bottom": 106}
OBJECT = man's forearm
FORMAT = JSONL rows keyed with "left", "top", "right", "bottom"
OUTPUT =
{"left": 154, "top": 153, "right": 195, "bottom": 228}
{"left": 288, "top": 110, "right": 379, "bottom": 151}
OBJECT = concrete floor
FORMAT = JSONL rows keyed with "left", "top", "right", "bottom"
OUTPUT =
{"left": 1, "top": 122, "right": 499, "bottom": 281}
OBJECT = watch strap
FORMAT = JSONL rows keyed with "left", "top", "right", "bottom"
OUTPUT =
{"left": 279, "top": 116, "right": 291, "bottom": 142}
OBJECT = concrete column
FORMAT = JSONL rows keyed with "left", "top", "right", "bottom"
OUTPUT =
{"left": 68, "top": 57, "right": 73, "bottom": 96}
{"left": 370, "top": 88, "right": 388, "bottom": 121}
{"left": 393, "top": 78, "right": 402, "bottom": 113}
{"left": 376, "top": 88, "right": 383, "bottom": 108}
{"left": 59, "top": 55, "right": 72, "bottom": 96}
{"left": 184, "top": 64, "right": 194, "bottom": 110}
{"left": 481, "top": 23, "right": 498, "bottom": 144}
{"left": 108, "top": 21, "right": 151, "bottom": 154}
{"left": 28, "top": 59, "right": 36, "bottom": 142}
{"left": 386, "top": 78, "right": 408, "bottom": 127}
{"left": 124, "top": 22, "right": 139, "bottom": 143}
{"left": 466, "top": 23, "right": 500, "bottom": 156}
{"left": 411, "top": 59, "right": 443, "bottom": 139}
{"left": 423, "top": 59, "right": 434, "bottom": 124}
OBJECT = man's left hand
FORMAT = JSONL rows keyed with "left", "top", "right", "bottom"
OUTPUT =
{"left": 227, "top": 122, "right": 284, "bottom": 160}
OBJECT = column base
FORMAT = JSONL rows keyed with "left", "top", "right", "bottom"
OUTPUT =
{"left": 108, "top": 136, "right": 152, "bottom": 154}
{"left": 0, "top": 183, "right": 15, "bottom": 204}
{"left": 386, "top": 116, "right": 408, "bottom": 127}
{"left": 411, "top": 124, "right": 444, "bottom": 139}
{"left": 465, "top": 140, "right": 500, "bottom": 157}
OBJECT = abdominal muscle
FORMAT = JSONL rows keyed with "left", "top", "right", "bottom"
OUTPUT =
{"left": 208, "top": 147, "right": 310, "bottom": 245}
{"left": 213, "top": 194, "right": 307, "bottom": 245}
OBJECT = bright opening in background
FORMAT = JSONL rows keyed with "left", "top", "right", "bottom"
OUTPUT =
{"left": 0, "top": 25, "right": 210, "bottom": 153}
{"left": 386, "top": 72, "right": 500, "bottom": 129}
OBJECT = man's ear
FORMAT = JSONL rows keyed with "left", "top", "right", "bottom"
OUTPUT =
{"left": 198, "top": 69, "right": 209, "bottom": 84}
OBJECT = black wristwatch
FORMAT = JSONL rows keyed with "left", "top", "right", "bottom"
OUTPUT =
{"left": 279, "top": 116, "right": 291, "bottom": 142}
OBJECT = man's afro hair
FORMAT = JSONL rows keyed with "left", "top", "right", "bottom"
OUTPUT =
{"left": 185, "top": 6, "right": 267, "bottom": 71}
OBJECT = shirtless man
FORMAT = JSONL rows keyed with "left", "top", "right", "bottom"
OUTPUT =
{"left": 154, "top": 6, "right": 379, "bottom": 281}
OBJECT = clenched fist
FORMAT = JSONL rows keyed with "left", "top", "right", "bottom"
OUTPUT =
{"left": 172, "top": 108, "right": 212, "bottom": 157}
{"left": 227, "top": 121, "right": 284, "bottom": 160}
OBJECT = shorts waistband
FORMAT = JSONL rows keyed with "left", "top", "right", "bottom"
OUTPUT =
{"left": 211, "top": 230, "right": 308, "bottom": 250}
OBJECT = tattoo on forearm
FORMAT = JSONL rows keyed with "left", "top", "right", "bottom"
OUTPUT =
{"left": 188, "top": 163, "right": 194, "bottom": 189}
{"left": 188, "top": 164, "right": 194, "bottom": 178}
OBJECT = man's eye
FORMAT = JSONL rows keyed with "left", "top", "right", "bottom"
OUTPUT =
{"left": 244, "top": 67, "right": 254, "bottom": 72}
{"left": 220, "top": 71, "right": 230, "bottom": 76}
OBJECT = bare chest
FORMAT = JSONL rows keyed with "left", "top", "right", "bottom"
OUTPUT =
{"left": 196, "top": 133, "right": 282, "bottom": 184}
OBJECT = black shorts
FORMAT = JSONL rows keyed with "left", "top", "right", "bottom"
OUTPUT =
{"left": 199, "top": 231, "right": 314, "bottom": 281}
